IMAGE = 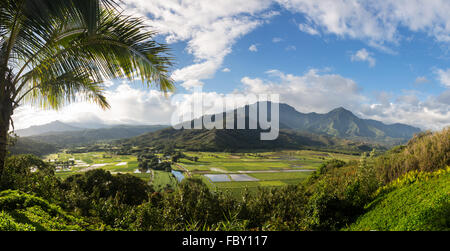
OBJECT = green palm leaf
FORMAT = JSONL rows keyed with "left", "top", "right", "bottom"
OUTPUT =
{"left": 0, "top": 0, "right": 175, "bottom": 172}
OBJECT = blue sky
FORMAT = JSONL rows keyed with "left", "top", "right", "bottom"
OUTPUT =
{"left": 13, "top": 0, "right": 450, "bottom": 130}
{"left": 172, "top": 8, "right": 448, "bottom": 96}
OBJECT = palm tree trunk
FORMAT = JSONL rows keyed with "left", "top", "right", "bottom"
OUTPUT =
{"left": 0, "top": 97, "right": 12, "bottom": 180}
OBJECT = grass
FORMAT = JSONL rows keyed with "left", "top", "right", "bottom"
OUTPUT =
{"left": 130, "top": 173, "right": 152, "bottom": 182}
{"left": 152, "top": 170, "right": 178, "bottom": 191}
{"left": 247, "top": 171, "right": 313, "bottom": 181}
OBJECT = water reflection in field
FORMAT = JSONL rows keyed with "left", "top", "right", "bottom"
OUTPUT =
{"left": 171, "top": 170, "right": 185, "bottom": 182}
{"left": 204, "top": 174, "right": 231, "bottom": 182}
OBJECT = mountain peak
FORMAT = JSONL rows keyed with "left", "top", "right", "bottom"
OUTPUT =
{"left": 48, "top": 120, "right": 65, "bottom": 125}
{"left": 328, "top": 107, "right": 356, "bottom": 116}
{"left": 330, "top": 106, "right": 350, "bottom": 112}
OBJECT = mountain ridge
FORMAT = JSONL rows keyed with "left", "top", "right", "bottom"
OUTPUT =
{"left": 15, "top": 120, "right": 81, "bottom": 137}
{"left": 11, "top": 124, "right": 168, "bottom": 150}
{"left": 119, "top": 102, "right": 421, "bottom": 152}
{"left": 276, "top": 103, "right": 420, "bottom": 139}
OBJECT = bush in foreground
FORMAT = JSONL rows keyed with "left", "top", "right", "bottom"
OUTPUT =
{"left": 347, "top": 167, "right": 450, "bottom": 231}
{"left": 0, "top": 190, "right": 91, "bottom": 231}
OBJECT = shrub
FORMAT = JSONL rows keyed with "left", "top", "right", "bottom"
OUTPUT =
{"left": 61, "top": 169, "right": 152, "bottom": 218}
{"left": 375, "top": 128, "right": 450, "bottom": 183}
{"left": 0, "top": 190, "right": 87, "bottom": 231}
{"left": 0, "top": 154, "right": 61, "bottom": 202}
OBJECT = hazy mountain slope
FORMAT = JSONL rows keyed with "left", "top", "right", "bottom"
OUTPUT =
{"left": 15, "top": 121, "right": 81, "bottom": 137}
{"left": 27, "top": 125, "right": 168, "bottom": 147}
{"left": 8, "top": 138, "right": 58, "bottom": 156}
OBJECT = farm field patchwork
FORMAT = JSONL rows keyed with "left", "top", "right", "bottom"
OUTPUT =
{"left": 46, "top": 150, "right": 360, "bottom": 196}
{"left": 46, "top": 151, "right": 139, "bottom": 177}
{"left": 180, "top": 150, "right": 359, "bottom": 197}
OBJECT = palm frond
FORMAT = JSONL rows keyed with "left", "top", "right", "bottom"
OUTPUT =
{"left": 1, "top": 0, "right": 174, "bottom": 110}
{"left": 19, "top": 70, "right": 110, "bottom": 110}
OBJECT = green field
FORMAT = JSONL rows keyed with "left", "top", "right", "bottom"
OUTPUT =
{"left": 179, "top": 150, "right": 359, "bottom": 197}
{"left": 48, "top": 151, "right": 181, "bottom": 192}
{"left": 47, "top": 152, "right": 138, "bottom": 175}
{"left": 47, "top": 150, "right": 359, "bottom": 196}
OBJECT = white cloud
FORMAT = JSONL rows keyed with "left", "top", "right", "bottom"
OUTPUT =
{"left": 351, "top": 48, "right": 376, "bottom": 67}
{"left": 276, "top": 0, "right": 450, "bottom": 49}
{"left": 249, "top": 44, "right": 258, "bottom": 52}
{"left": 180, "top": 79, "right": 204, "bottom": 90}
{"left": 13, "top": 83, "right": 176, "bottom": 129}
{"left": 436, "top": 68, "right": 450, "bottom": 87}
{"left": 261, "top": 10, "right": 280, "bottom": 19}
{"left": 222, "top": 68, "right": 231, "bottom": 73}
{"left": 285, "top": 45, "right": 296, "bottom": 51}
{"left": 123, "top": 0, "right": 275, "bottom": 90}
{"left": 437, "top": 90, "right": 450, "bottom": 105}
{"left": 118, "top": 0, "right": 450, "bottom": 92}
{"left": 415, "top": 76, "right": 430, "bottom": 85}
{"left": 298, "top": 23, "right": 319, "bottom": 36}
{"left": 240, "top": 69, "right": 365, "bottom": 113}
{"left": 103, "top": 80, "right": 115, "bottom": 88}
{"left": 272, "top": 37, "right": 283, "bottom": 43}
{"left": 358, "top": 96, "right": 450, "bottom": 131}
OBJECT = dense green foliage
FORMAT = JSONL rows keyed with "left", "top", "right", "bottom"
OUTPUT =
{"left": 0, "top": 155, "right": 61, "bottom": 201}
{"left": 59, "top": 169, "right": 152, "bottom": 228}
{"left": 137, "top": 152, "right": 171, "bottom": 172}
{"left": 0, "top": 190, "right": 89, "bottom": 231}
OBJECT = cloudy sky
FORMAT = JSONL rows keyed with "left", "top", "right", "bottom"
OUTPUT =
{"left": 13, "top": 0, "right": 450, "bottom": 130}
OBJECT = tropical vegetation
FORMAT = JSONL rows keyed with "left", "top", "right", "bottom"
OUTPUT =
{"left": 0, "top": 127, "right": 448, "bottom": 231}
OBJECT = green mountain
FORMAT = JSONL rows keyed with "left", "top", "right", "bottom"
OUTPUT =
{"left": 122, "top": 127, "right": 361, "bottom": 151}
{"left": 277, "top": 103, "right": 421, "bottom": 140}
{"left": 120, "top": 102, "right": 417, "bottom": 152}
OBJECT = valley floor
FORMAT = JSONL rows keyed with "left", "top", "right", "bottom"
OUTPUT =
{"left": 47, "top": 150, "right": 360, "bottom": 196}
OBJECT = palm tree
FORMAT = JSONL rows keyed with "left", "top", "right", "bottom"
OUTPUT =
{"left": 0, "top": 0, "right": 174, "bottom": 178}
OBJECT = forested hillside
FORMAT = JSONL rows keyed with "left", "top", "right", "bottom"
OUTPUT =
{"left": 119, "top": 102, "right": 419, "bottom": 152}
